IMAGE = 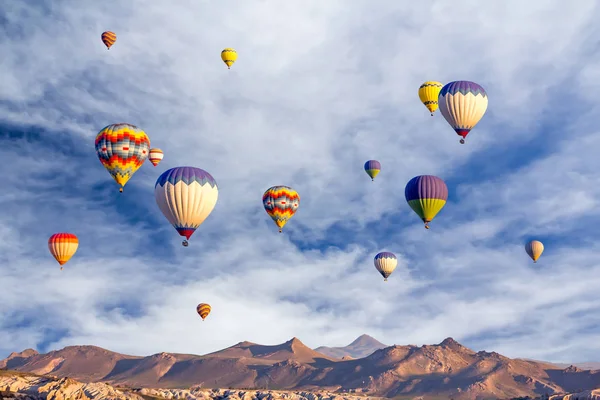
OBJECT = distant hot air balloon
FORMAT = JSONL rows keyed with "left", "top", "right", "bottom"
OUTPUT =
{"left": 405, "top": 175, "right": 448, "bottom": 229}
{"left": 155, "top": 167, "right": 219, "bottom": 247}
{"left": 197, "top": 303, "right": 211, "bottom": 321}
{"left": 148, "top": 148, "right": 164, "bottom": 167}
{"left": 263, "top": 186, "right": 300, "bottom": 233}
{"left": 525, "top": 240, "right": 544, "bottom": 263}
{"left": 95, "top": 123, "right": 150, "bottom": 192}
{"left": 418, "top": 81, "right": 443, "bottom": 116}
{"left": 374, "top": 252, "right": 397, "bottom": 282}
{"left": 221, "top": 48, "right": 237, "bottom": 69}
{"left": 364, "top": 160, "right": 381, "bottom": 181}
{"left": 48, "top": 233, "right": 79, "bottom": 271}
{"left": 438, "top": 81, "right": 488, "bottom": 144}
{"left": 101, "top": 31, "right": 117, "bottom": 49}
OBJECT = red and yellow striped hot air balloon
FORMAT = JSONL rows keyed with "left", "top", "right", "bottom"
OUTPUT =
{"left": 262, "top": 186, "right": 300, "bottom": 233}
{"left": 148, "top": 148, "right": 164, "bottom": 167}
{"left": 101, "top": 31, "right": 117, "bottom": 49}
{"left": 197, "top": 303, "right": 211, "bottom": 321}
{"left": 48, "top": 233, "right": 79, "bottom": 271}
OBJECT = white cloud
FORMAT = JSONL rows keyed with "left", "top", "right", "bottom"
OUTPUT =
{"left": 1, "top": 0, "right": 600, "bottom": 364}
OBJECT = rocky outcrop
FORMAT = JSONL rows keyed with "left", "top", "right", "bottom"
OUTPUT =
{"left": 0, "top": 372, "right": 142, "bottom": 399}
{"left": 133, "top": 388, "right": 382, "bottom": 400}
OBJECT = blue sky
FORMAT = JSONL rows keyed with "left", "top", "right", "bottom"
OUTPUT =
{"left": 2, "top": 0, "right": 600, "bottom": 364}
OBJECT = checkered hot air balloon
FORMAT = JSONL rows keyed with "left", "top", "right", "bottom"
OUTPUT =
{"left": 95, "top": 123, "right": 150, "bottom": 193}
{"left": 263, "top": 186, "right": 300, "bottom": 233}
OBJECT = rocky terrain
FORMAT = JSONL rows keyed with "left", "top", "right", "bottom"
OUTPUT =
{"left": 4, "top": 336, "right": 600, "bottom": 399}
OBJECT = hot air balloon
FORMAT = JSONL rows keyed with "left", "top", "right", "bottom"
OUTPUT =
{"left": 101, "top": 31, "right": 117, "bottom": 49}
{"left": 438, "top": 81, "right": 488, "bottom": 144}
{"left": 263, "top": 186, "right": 300, "bottom": 233}
{"left": 148, "top": 148, "right": 164, "bottom": 167}
{"left": 405, "top": 175, "right": 448, "bottom": 229}
{"left": 155, "top": 167, "right": 219, "bottom": 247}
{"left": 48, "top": 233, "right": 79, "bottom": 271}
{"left": 197, "top": 303, "right": 211, "bottom": 321}
{"left": 418, "top": 81, "right": 443, "bottom": 116}
{"left": 364, "top": 160, "right": 381, "bottom": 181}
{"left": 221, "top": 48, "right": 237, "bottom": 69}
{"left": 374, "top": 252, "right": 397, "bottom": 281}
{"left": 525, "top": 240, "right": 544, "bottom": 263}
{"left": 95, "top": 123, "right": 150, "bottom": 193}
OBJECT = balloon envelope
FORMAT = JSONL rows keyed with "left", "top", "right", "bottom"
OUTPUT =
{"left": 405, "top": 175, "right": 448, "bottom": 229}
{"left": 221, "top": 48, "right": 237, "bottom": 69}
{"left": 148, "top": 148, "right": 164, "bottom": 167}
{"left": 95, "top": 123, "right": 150, "bottom": 192}
{"left": 438, "top": 81, "right": 488, "bottom": 143}
{"left": 48, "top": 233, "right": 79, "bottom": 270}
{"left": 374, "top": 252, "right": 397, "bottom": 281}
{"left": 364, "top": 160, "right": 381, "bottom": 181}
{"left": 197, "top": 303, "right": 211, "bottom": 320}
{"left": 263, "top": 186, "right": 300, "bottom": 233}
{"left": 418, "top": 81, "right": 443, "bottom": 115}
{"left": 525, "top": 240, "right": 544, "bottom": 263}
{"left": 101, "top": 31, "right": 116, "bottom": 49}
{"left": 154, "top": 167, "right": 219, "bottom": 244}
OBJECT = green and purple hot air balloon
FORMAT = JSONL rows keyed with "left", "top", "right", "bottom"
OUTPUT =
{"left": 438, "top": 81, "right": 488, "bottom": 144}
{"left": 364, "top": 160, "right": 381, "bottom": 181}
{"left": 405, "top": 175, "right": 448, "bottom": 229}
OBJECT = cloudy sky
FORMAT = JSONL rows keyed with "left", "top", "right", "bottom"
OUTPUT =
{"left": 2, "top": 0, "right": 600, "bottom": 364}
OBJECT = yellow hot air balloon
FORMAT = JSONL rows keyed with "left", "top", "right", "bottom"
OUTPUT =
{"left": 525, "top": 240, "right": 544, "bottom": 263}
{"left": 263, "top": 186, "right": 300, "bottom": 233}
{"left": 221, "top": 48, "right": 237, "bottom": 69}
{"left": 197, "top": 303, "right": 211, "bottom": 321}
{"left": 48, "top": 233, "right": 79, "bottom": 271}
{"left": 418, "top": 81, "right": 443, "bottom": 116}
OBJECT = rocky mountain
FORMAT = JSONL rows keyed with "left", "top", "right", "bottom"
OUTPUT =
{"left": 314, "top": 335, "right": 388, "bottom": 359}
{"left": 4, "top": 337, "right": 600, "bottom": 399}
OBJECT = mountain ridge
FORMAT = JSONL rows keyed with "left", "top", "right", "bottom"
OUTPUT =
{"left": 314, "top": 334, "right": 388, "bottom": 359}
{"left": 3, "top": 337, "right": 600, "bottom": 399}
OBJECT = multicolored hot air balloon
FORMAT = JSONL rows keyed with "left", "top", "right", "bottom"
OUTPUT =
{"left": 101, "top": 31, "right": 117, "bottom": 49}
{"left": 221, "top": 48, "right": 237, "bottom": 69}
{"left": 405, "top": 175, "right": 448, "bottom": 229}
{"left": 364, "top": 160, "right": 381, "bottom": 181}
{"left": 438, "top": 81, "right": 488, "bottom": 144}
{"left": 95, "top": 123, "right": 150, "bottom": 193}
{"left": 374, "top": 252, "right": 397, "bottom": 281}
{"left": 197, "top": 303, "right": 211, "bottom": 321}
{"left": 418, "top": 81, "right": 443, "bottom": 116}
{"left": 155, "top": 167, "right": 219, "bottom": 247}
{"left": 48, "top": 233, "right": 79, "bottom": 271}
{"left": 525, "top": 240, "right": 544, "bottom": 263}
{"left": 148, "top": 148, "right": 164, "bottom": 167}
{"left": 263, "top": 186, "right": 300, "bottom": 233}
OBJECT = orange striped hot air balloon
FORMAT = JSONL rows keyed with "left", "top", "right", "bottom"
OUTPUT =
{"left": 48, "top": 233, "right": 79, "bottom": 271}
{"left": 197, "top": 303, "right": 211, "bottom": 321}
{"left": 148, "top": 148, "right": 164, "bottom": 167}
{"left": 101, "top": 31, "right": 117, "bottom": 49}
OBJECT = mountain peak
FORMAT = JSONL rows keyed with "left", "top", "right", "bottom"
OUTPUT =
{"left": 348, "top": 334, "right": 382, "bottom": 347}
